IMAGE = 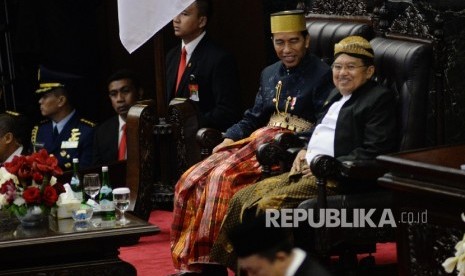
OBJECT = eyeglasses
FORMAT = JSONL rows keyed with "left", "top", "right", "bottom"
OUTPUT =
{"left": 331, "top": 63, "right": 367, "bottom": 72}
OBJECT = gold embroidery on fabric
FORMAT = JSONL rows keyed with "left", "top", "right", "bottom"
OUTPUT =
{"left": 68, "top": 128, "right": 81, "bottom": 142}
{"left": 268, "top": 81, "right": 313, "bottom": 132}
{"left": 31, "top": 126, "right": 39, "bottom": 150}
{"left": 80, "top": 118, "right": 96, "bottom": 127}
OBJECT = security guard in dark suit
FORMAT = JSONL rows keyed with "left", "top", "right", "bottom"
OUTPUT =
{"left": 31, "top": 66, "right": 95, "bottom": 170}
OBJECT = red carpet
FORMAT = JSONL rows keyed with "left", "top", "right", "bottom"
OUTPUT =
{"left": 120, "top": 210, "right": 397, "bottom": 275}
{"left": 120, "top": 210, "right": 176, "bottom": 276}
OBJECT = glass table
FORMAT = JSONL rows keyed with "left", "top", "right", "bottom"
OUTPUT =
{"left": 0, "top": 212, "right": 159, "bottom": 275}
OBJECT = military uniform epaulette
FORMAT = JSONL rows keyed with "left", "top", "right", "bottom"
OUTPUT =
{"left": 5, "top": 110, "right": 20, "bottom": 116}
{"left": 80, "top": 118, "right": 96, "bottom": 127}
{"left": 39, "top": 119, "right": 50, "bottom": 125}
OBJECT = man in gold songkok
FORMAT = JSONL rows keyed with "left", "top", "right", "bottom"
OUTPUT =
{"left": 171, "top": 9, "right": 335, "bottom": 275}
{"left": 210, "top": 35, "right": 398, "bottom": 272}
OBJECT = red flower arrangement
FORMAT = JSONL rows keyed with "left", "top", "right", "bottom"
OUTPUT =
{"left": 0, "top": 149, "right": 65, "bottom": 216}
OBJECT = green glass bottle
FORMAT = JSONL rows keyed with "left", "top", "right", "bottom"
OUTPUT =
{"left": 70, "top": 158, "right": 84, "bottom": 203}
{"left": 98, "top": 166, "right": 116, "bottom": 221}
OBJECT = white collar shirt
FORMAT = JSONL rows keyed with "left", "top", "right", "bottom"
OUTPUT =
{"left": 53, "top": 109, "right": 76, "bottom": 134}
{"left": 306, "top": 94, "right": 352, "bottom": 165}
{"left": 181, "top": 31, "right": 206, "bottom": 64}
{"left": 5, "top": 146, "right": 24, "bottom": 163}
{"left": 285, "top": 248, "right": 307, "bottom": 276}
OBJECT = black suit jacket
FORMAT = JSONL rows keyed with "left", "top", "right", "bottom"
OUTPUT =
{"left": 316, "top": 80, "right": 398, "bottom": 162}
{"left": 166, "top": 35, "right": 242, "bottom": 131}
{"left": 92, "top": 115, "right": 119, "bottom": 166}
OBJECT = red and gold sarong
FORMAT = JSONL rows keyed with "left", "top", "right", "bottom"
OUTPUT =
{"left": 170, "top": 127, "right": 290, "bottom": 271}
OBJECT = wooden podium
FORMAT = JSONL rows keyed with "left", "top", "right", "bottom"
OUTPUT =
{"left": 377, "top": 144, "right": 465, "bottom": 276}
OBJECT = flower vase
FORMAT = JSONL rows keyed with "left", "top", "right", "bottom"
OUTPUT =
{"left": 15, "top": 206, "right": 46, "bottom": 227}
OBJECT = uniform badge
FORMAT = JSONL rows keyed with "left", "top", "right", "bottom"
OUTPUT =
{"left": 65, "top": 163, "right": 71, "bottom": 169}
{"left": 69, "top": 128, "right": 81, "bottom": 142}
{"left": 62, "top": 141, "right": 78, "bottom": 148}
{"left": 63, "top": 128, "right": 80, "bottom": 148}
{"left": 60, "top": 150, "right": 67, "bottom": 157}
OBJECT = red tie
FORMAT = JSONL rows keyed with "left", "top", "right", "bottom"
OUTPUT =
{"left": 118, "top": 124, "right": 127, "bottom": 160}
{"left": 175, "top": 47, "right": 187, "bottom": 93}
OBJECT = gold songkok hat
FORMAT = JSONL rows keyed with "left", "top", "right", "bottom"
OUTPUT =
{"left": 334, "top": 35, "right": 374, "bottom": 58}
{"left": 270, "top": 10, "right": 306, "bottom": 33}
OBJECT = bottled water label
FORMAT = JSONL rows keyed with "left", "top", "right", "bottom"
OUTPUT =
{"left": 100, "top": 186, "right": 112, "bottom": 194}
{"left": 70, "top": 176, "right": 79, "bottom": 187}
{"left": 70, "top": 176, "right": 83, "bottom": 201}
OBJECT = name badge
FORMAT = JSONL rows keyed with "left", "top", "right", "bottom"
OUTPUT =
{"left": 61, "top": 141, "right": 78, "bottom": 149}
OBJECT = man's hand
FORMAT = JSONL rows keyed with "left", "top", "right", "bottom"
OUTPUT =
{"left": 212, "top": 138, "right": 234, "bottom": 153}
{"left": 290, "top": 149, "right": 313, "bottom": 178}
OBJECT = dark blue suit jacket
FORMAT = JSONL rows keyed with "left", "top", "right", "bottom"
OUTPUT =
{"left": 166, "top": 35, "right": 242, "bottom": 131}
{"left": 32, "top": 112, "right": 95, "bottom": 170}
{"left": 224, "top": 53, "right": 334, "bottom": 141}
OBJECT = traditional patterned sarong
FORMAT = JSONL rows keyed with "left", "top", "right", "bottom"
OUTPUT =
{"left": 210, "top": 172, "right": 338, "bottom": 271}
{"left": 170, "top": 126, "right": 291, "bottom": 271}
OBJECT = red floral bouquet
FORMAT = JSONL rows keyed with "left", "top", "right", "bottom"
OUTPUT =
{"left": 0, "top": 149, "right": 65, "bottom": 216}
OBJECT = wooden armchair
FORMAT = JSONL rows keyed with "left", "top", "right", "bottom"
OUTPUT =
{"left": 125, "top": 100, "right": 157, "bottom": 220}
{"left": 258, "top": 35, "right": 433, "bottom": 271}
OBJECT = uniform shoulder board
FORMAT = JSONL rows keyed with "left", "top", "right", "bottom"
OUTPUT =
{"left": 5, "top": 110, "right": 20, "bottom": 116}
{"left": 80, "top": 118, "right": 96, "bottom": 127}
{"left": 39, "top": 119, "right": 50, "bottom": 125}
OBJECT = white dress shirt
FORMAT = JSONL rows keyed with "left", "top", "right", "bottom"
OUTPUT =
{"left": 285, "top": 248, "right": 307, "bottom": 276}
{"left": 181, "top": 31, "right": 206, "bottom": 64}
{"left": 5, "top": 146, "right": 24, "bottom": 163}
{"left": 306, "top": 94, "right": 352, "bottom": 165}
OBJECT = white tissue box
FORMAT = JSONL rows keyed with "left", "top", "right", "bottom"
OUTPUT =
{"left": 57, "top": 201, "right": 81, "bottom": 219}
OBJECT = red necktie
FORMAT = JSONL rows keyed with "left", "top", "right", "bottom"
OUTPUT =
{"left": 175, "top": 47, "right": 187, "bottom": 93}
{"left": 118, "top": 124, "right": 127, "bottom": 160}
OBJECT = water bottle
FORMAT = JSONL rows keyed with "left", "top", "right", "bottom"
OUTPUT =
{"left": 70, "top": 158, "right": 84, "bottom": 202}
{"left": 98, "top": 166, "right": 116, "bottom": 221}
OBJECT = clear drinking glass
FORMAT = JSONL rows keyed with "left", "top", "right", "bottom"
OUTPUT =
{"left": 83, "top": 173, "right": 101, "bottom": 203}
{"left": 113, "top": 187, "right": 130, "bottom": 225}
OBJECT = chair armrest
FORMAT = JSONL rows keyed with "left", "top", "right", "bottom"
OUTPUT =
{"left": 310, "top": 155, "right": 343, "bottom": 180}
{"left": 196, "top": 128, "right": 224, "bottom": 159}
{"left": 256, "top": 144, "right": 304, "bottom": 177}
{"left": 274, "top": 132, "right": 308, "bottom": 149}
{"left": 256, "top": 132, "right": 308, "bottom": 177}
{"left": 310, "top": 155, "right": 385, "bottom": 181}
{"left": 310, "top": 155, "right": 386, "bottom": 210}
{"left": 256, "top": 142, "right": 286, "bottom": 176}
{"left": 340, "top": 160, "right": 386, "bottom": 180}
